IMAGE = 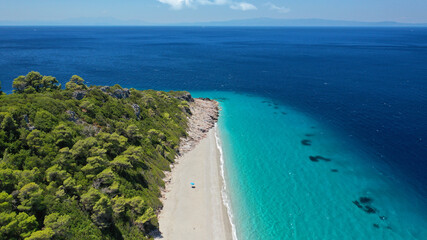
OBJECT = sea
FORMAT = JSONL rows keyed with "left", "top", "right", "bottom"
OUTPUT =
{"left": 0, "top": 26, "right": 426, "bottom": 239}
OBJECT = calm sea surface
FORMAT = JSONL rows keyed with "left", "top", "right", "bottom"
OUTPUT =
{"left": 0, "top": 27, "right": 426, "bottom": 239}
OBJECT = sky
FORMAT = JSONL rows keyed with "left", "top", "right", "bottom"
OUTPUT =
{"left": 0, "top": 0, "right": 426, "bottom": 24}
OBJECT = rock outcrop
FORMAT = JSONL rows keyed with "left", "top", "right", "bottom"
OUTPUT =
{"left": 178, "top": 98, "right": 219, "bottom": 155}
{"left": 175, "top": 91, "right": 194, "bottom": 103}
{"left": 72, "top": 90, "right": 87, "bottom": 100}
{"left": 23, "top": 114, "right": 35, "bottom": 131}
{"left": 66, "top": 110, "right": 79, "bottom": 123}
{"left": 132, "top": 104, "right": 141, "bottom": 118}
{"left": 111, "top": 88, "right": 130, "bottom": 99}
{"left": 100, "top": 86, "right": 130, "bottom": 99}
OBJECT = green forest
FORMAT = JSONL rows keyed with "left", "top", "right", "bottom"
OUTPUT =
{"left": 0, "top": 72, "right": 192, "bottom": 239}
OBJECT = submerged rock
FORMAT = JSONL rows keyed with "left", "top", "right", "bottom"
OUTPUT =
{"left": 364, "top": 206, "right": 376, "bottom": 214}
{"left": 281, "top": 112, "right": 287, "bottom": 115}
{"left": 353, "top": 197, "right": 377, "bottom": 214}
{"left": 331, "top": 169, "right": 339, "bottom": 172}
{"left": 373, "top": 224, "right": 380, "bottom": 228}
{"left": 309, "top": 155, "right": 331, "bottom": 162}
{"left": 216, "top": 97, "right": 228, "bottom": 102}
{"left": 353, "top": 201, "right": 363, "bottom": 209}
{"left": 317, "top": 156, "right": 331, "bottom": 161}
{"left": 360, "top": 197, "right": 373, "bottom": 204}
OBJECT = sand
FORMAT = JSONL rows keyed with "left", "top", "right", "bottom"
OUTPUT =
{"left": 157, "top": 127, "right": 233, "bottom": 240}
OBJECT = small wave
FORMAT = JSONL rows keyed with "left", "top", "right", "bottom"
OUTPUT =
{"left": 214, "top": 125, "right": 239, "bottom": 240}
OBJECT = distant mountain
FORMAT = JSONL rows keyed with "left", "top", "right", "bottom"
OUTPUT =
{"left": 0, "top": 17, "right": 149, "bottom": 26}
{"left": 1, "top": 17, "right": 426, "bottom": 27}
{"left": 182, "top": 18, "right": 427, "bottom": 27}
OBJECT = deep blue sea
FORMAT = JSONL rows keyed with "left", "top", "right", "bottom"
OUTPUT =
{"left": 0, "top": 27, "right": 426, "bottom": 239}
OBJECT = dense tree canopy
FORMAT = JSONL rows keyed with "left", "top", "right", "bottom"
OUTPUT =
{"left": 0, "top": 72, "right": 192, "bottom": 239}
{"left": 12, "top": 72, "right": 60, "bottom": 94}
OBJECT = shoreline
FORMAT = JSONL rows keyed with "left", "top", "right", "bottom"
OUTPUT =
{"left": 214, "top": 126, "right": 239, "bottom": 240}
{"left": 157, "top": 97, "right": 233, "bottom": 240}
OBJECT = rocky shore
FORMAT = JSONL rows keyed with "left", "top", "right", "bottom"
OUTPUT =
{"left": 178, "top": 97, "right": 219, "bottom": 155}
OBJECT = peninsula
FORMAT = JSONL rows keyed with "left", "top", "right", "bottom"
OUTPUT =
{"left": 0, "top": 71, "right": 229, "bottom": 240}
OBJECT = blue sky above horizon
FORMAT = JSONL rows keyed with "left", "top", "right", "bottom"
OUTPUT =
{"left": 1, "top": 0, "right": 426, "bottom": 24}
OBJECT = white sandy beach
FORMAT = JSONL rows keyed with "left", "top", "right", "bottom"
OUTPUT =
{"left": 157, "top": 127, "right": 233, "bottom": 240}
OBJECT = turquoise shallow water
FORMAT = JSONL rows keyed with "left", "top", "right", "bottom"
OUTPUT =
{"left": 193, "top": 91, "right": 426, "bottom": 240}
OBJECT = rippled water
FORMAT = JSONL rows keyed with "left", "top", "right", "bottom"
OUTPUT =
{"left": 194, "top": 91, "right": 426, "bottom": 239}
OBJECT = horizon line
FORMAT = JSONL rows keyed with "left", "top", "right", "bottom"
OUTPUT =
{"left": 1, "top": 17, "right": 427, "bottom": 26}
{"left": 1, "top": 25, "right": 427, "bottom": 28}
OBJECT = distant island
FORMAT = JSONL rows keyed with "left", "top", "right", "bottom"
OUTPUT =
{"left": 1, "top": 17, "right": 426, "bottom": 27}
{"left": 179, "top": 18, "right": 427, "bottom": 27}
{"left": 0, "top": 71, "right": 219, "bottom": 239}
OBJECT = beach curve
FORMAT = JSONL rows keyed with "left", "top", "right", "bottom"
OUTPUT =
{"left": 157, "top": 97, "right": 233, "bottom": 240}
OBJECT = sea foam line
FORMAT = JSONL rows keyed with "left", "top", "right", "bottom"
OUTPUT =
{"left": 214, "top": 124, "right": 238, "bottom": 240}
